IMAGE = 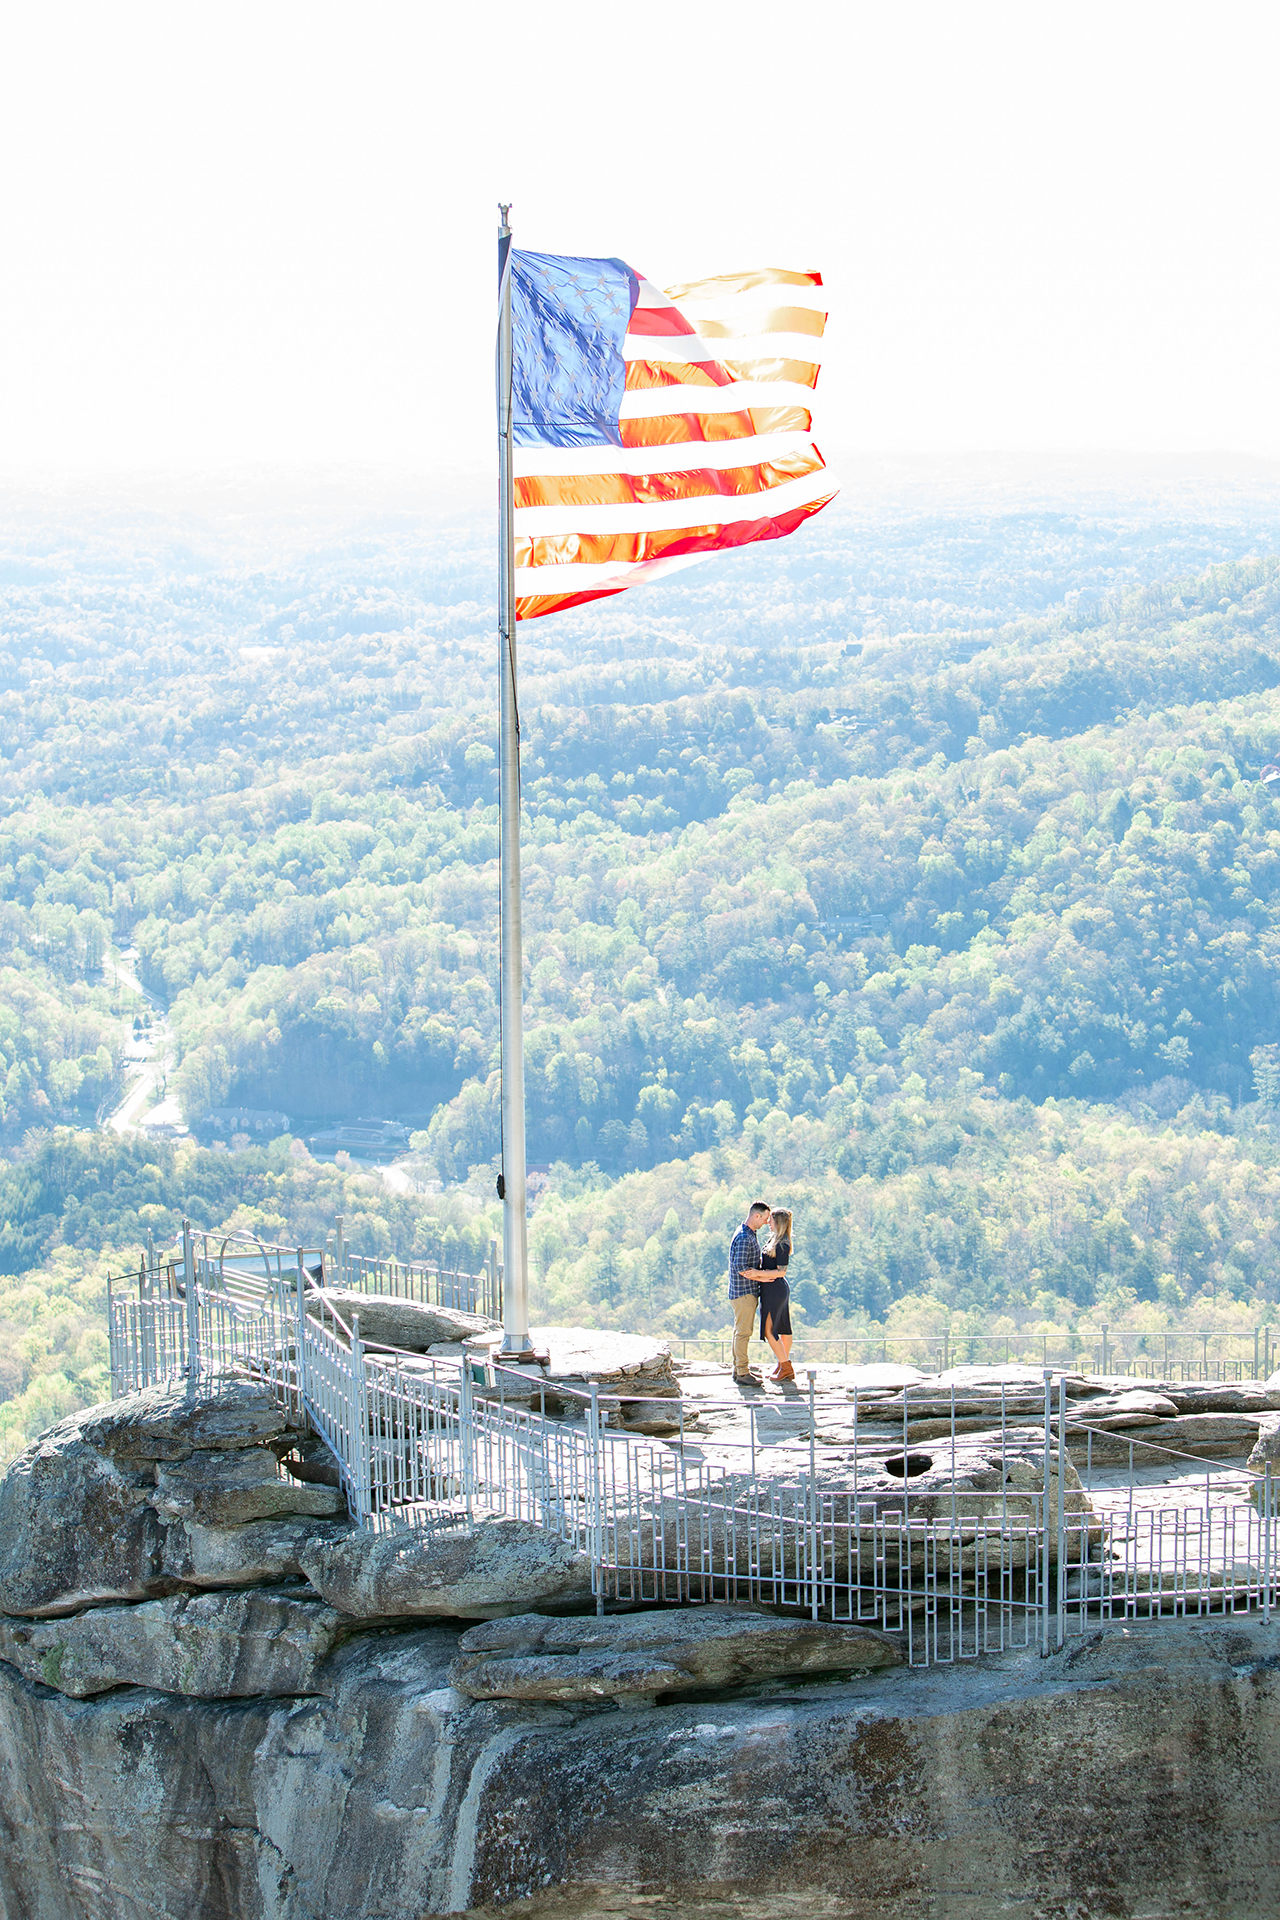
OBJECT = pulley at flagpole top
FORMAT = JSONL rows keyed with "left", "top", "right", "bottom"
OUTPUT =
{"left": 495, "top": 201, "right": 540, "bottom": 1365}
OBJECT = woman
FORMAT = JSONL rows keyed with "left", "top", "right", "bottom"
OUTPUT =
{"left": 757, "top": 1207, "right": 794, "bottom": 1383}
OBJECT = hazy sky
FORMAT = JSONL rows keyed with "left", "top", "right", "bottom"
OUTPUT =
{"left": 2, "top": 2, "right": 1278, "bottom": 473}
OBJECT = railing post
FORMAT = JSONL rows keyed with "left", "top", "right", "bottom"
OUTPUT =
{"left": 107, "top": 1269, "right": 117, "bottom": 1396}
{"left": 460, "top": 1360, "right": 475, "bottom": 1522}
{"left": 589, "top": 1382, "right": 604, "bottom": 1616}
{"left": 1265, "top": 1462, "right": 1273, "bottom": 1626}
{"left": 335, "top": 1214, "right": 346, "bottom": 1287}
{"left": 1056, "top": 1374, "right": 1068, "bottom": 1650}
{"left": 295, "top": 1247, "right": 308, "bottom": 1421}
{"left": 183, "top": 1220, "right": 199, "bottom": 1381}
{"left": 351, "top": 1312, "right": 369, "bottom": 1525}
{"left": 808, "top": 1369, "right": 819, "bottom": 1620}
{"left": 1041, "top": 1368, "right": 1053, "bottom": 1655}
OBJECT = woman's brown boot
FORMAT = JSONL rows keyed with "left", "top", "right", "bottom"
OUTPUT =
{"left": 775, "top": 1361, "right": 795, "bottom": 1382}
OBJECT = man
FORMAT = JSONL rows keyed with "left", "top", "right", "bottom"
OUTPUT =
{"left": 728, "top": 1201, "right": 772, "bottom": 1385}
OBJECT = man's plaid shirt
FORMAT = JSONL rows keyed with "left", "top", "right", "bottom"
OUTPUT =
{"left": 728, "top": 1222, "right": 763, "bottom": 1298}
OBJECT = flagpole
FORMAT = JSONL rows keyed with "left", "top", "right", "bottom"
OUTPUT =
{"left": 496, "top": 203, "right": 535, "bottom": 1362}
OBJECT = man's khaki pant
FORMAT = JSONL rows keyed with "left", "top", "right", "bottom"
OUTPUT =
{"left": 731, "top": 1293, "right": 758, "bottom": 1375}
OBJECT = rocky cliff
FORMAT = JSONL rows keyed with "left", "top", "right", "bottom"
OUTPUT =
{"left": 1, "top": 1377, "right": 1278, "bottom": 1918}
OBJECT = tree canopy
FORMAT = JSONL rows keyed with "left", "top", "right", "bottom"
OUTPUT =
{"left": 4, "top": 475, "right": 1280, "bottom": 1457}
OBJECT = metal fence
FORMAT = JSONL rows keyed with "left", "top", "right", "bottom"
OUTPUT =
{"left": 110, "top": 1213, "right": 501, "bottom": 1333}
{"left": 106, "top": 1225, "right": 1280, "bottom": 1668}
{"left": 662, "top": 1322, "right": 1280, "bottom": 1382}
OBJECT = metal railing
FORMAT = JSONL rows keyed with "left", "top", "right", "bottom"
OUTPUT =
{"left": 662, "top": 1322, "right": 1280, "bottom": 1382}
{"left": 110, "top": 1214, "right": 502, "bottom": 1337}
{"left": 106, "top": 1224, "right": 1280, "bottom": 1668}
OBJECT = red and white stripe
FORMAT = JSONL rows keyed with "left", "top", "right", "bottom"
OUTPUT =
{"left": 514, "top": 267, "right": 836, "bottom": 621}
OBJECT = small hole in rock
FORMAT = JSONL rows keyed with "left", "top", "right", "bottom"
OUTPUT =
{"left": 884, "top": 1451, "right": 934, "bottom": 1478}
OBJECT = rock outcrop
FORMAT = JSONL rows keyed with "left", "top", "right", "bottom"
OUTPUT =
{"left": 76, "top": 1376, "right": 295, "bottom": 1457}
{"left": 1164, "top": 1380, "right": 1280, "bottom": 1414}
{"left": 449, "top": 1607, "right": 901, "bottom": 1705}
{"left": 315, "top": 1290, "right": 500, "bottom": 1349}
{"left": 2, "top": 1371, "right": 1280, "bottom": 1915}
{"left": 835, "top": 1368, "right": 1280, "bottom": 1459}
{"left": 297, "top": 1521, "right": 593, "bottom": 1620}
{"left": 1246, "top": 1413, "right": 1280, "bottom": 1507}
{"left": 0, "top": 1376, "right": 347, "bottom": 1617}
{"left": 810, "top": 1428, "right": 1093, "bottom": 1548}
{"left": 0, "top": 1586, "right": 349, "bottom": 1698}
{"left": 1249, "top": 1411, "right": 1280, "bottom": 1468}
{"left": 470, "top": 1326, "right": 681, "bottom": 1406}
{"left": 1, "top": 1616, "right": 1278, "bottom": 1918}
{"left": 160, "top": 1513, "right": 348, "bottom": 1590}
{"left": 1058, "top": 1408, "right": 1266, "bottom": 1464}
{"left": 151, "top": 1447, "right": 345, "bottom": 1527}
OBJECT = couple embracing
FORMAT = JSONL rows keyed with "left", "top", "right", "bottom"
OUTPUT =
{"left": 727, "top": 1201, "right": 794, "bottom": 1385}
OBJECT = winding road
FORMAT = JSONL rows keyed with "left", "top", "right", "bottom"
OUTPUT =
{"left": 103, "top": 948, "right": 179, "bottom": 1137}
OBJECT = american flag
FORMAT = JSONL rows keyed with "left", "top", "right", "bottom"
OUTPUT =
{"left": 510, "top": 252, "right": 836, "bottom": 621}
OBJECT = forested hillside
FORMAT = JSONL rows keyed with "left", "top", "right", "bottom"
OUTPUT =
{"left": 3, "top": 463, "right": 1280, "bottom": 1456}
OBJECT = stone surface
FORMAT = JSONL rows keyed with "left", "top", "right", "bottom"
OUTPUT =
{"left": 471, "top": 1327, "right": 681, "bottom": 1404}
{"left": 316, "top": 1291, "right": 499, "bottom": 1351}
{"left": 1061, "top": 1409, "right": 1264, "bottom": 1464}
{"left": 277, "top": 1431, "right": 344, "bottom": 1489}
{"left": 1064, "top": 1560, "right": 1263, "bottom": 1601}
{"left": 842, "top": 1362, "right": 925, "bottom": 1389}
{"left": 933, "top": 1364, "right": 1094, "bottom": 1396}
{"left": 1246, "top": 1413, "right": 1280, "bottom": 1495}
{"left": 845, "top": 1388, "right": 1264, "bottom": 1457}
{"left": 0, "top": 1423, "right": 164, "bottom": 1616}
{"left": 1068, "top": 1387, "right": 1181, "bottom": 1420}
{"left": 1, "top": 1615, "right": 1278, "bottom": 1918}
{"left": 0, "top": 1379, "right": 345, "bottom": 1617}
{"left": 74, "top": 1376, "right": 294, "bottom": 1461}
{"left": 607, "top": 1399, "right": 698, "bottom": 1436}
{"left": 449, "top": 1607, "right": 901, "bottom": 1704}
{"left": 0, "top": 1586, "right": 349, "bottom": 1699}
{"left": 162, "top": 1516, "right": 351, "bottom": 1590}
{"left": 606, "top": 1434, "right": 1094, "bottom": 1589}
{"left": 833, "top": 1433, "right": 1091, "bottom": 1543}
{"left": 849, "top": 1373, "right": 1074, "bottom": 1422}
{"left": 859, "top": 1410, "right": 1047, "bottom": 1439}
{"left": 297, "top": 1518, "right": 593, "bottom": 1620}
{"left": 152, "top": 1447, "right": 345, "bottom": 1526}
{"left": 1164, "top": 1381, "right": 1280, "bottom": 1414}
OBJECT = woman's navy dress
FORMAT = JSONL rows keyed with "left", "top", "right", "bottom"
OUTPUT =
{"left": 757, "top": 1239, "right": 792, "bottom": 1340}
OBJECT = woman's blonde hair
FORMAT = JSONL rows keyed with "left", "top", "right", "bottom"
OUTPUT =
{"left": 770, "top": 1207, "right": 793, "bottom": 1243}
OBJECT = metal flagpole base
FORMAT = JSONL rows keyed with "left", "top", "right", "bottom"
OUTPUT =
{"left": 496, "top": 1342, "right": 549, "bottom": 1366}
